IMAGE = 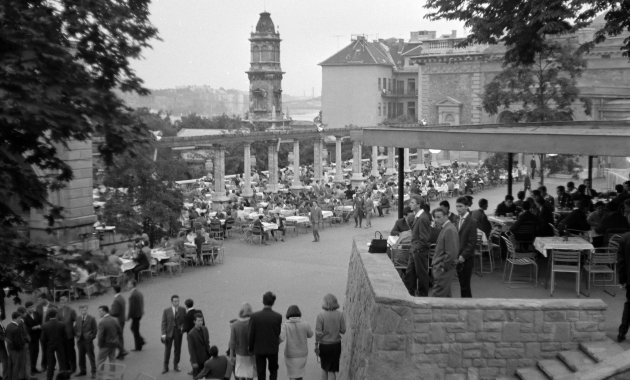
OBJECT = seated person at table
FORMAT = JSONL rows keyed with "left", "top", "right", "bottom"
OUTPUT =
{"left": 557, "top": 199, "right": 590, "bottom": 233}
{"left": 588, "top": 201, "right": 606, "bottom": 247}
{"left": 194, "top": 346, "right": 230, "bottom": 380}
{"left": 379, "top": 195, "right": 390, "bottom": 215}
{"left": 509, "top": 199, "right": 539, "bottom": 242}
{"left": 121, "top": 243, "right": 135, "bottom": 259}
{"left": 556, "top": 186, "right": 573, "bottom": 209}
{"left": 131, "top": 242, "right": 150, "bottom": 281}
{"left": 597, "top": 200, "right": 630, "bottom": 239}
{"left": 572, "top": 184, "right": 593, "bottom": 206}
{"left": 471, "top": 198, "right": 492, "bottom": 239}
{"left": 513, "top": 191, "right": 526, "bottom": 214}
{"left": 252, "top": 215, "right": 269, "bottom": 243}
{"left": 269, "top": 214, "right": 285, "bottom": 242}
{"left": 390, "top": 207, "right": 414, "bottom": 236}
{"left": 495, "top": 194, "right": 517, "bottom": 217}
{"left": 533, "top": 196, "right": 555, "bottom": 237}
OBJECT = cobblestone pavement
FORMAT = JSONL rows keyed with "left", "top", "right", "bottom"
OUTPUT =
{"left": 17, "top": 177, "right": 627, "bottom": 380}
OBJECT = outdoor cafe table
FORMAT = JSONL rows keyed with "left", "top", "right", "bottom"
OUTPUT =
{"left": 533, "top": 236, "right": 594, "bottom": 289}
{"left": 261, "top": 222, "right": 279, "bottom": 232}
{"left": 337, "top": 205, "right": 353, "bottom": 212}
{"left": 151, "top": 248, "right": 175, "bottom": 261}
{"left": 243, "top": 207, "right": 255, "bottom": 214}
{"left": 321, "top": 210, "right": 333, "bottom": 219}
{"left": 120, "top": 258, "right": 136, "bottom": 272}
{"left": 285, "top": 215, "right": 309, "bottom": 224}
{"left": 279, "top": 209, "right": 296, "bottom": 216}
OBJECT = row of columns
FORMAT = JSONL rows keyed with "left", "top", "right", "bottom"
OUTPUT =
{"left": 210, "top": 140, "right": 411, "bottom": 206}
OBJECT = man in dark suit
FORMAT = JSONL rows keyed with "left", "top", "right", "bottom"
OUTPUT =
{"left": 74, "top": 305, "right": 97, "bottom": 377}
{"left": 431, "top": 208, "right": 460, "bottom": 297}
{"left": 0, "top": 315, "right": 9, "bottom": 380}
{"left": 471, "top": 198, "right": 492, "bottom": 240}
{"left": 187, "top": 314, "right": 210, "bottom": 377}
{"left": 35, "top": 293, "right": 54, "bottom": 371}
{"left": 109, "top": 286, "right": 127, "bottom": 359}
{"left": 404, "top": 195, "right": 433, "bottom": 297}
{"left": 390, "top": 207, "right": 414, "bottom": 236}
{"left": 161, "top": 294, "right": 186, "bottom": 374}
{"left": 6, "top": 311, "right": 26, "bottom": 380}
{"left": 183, "top": 299, "right": 204, "bottom": 334}
{"left": 310, "top": 200, "right": 323, "bottom": 242}
{"left": 248, "top": 291, "right": 282, "bottom": 380}
{"left": 40, "top": 308, "right": 68, "bottom": 380}
{"left": 24, "top": 301, "right": 42, "bottom": 374}
{"left": 456, "top": 196, "right": 478, "bottom": 298}
{"left": 617, "top": 231, "right": 630, "bottom": 342}
{"left": 127, "top": 280, "right": 145, "bottom": 352}
{"left": 58, "top": 295, "right": 77, "bottom": 374}
{"left": 96, "top": 305, "right": 120, "bottom": 370}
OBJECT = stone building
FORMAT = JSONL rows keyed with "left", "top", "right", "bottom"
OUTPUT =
{"left": 320, "top": 19, "right": 630, "bottom": 167}
{"left": 245, "top": 11, "right": 291, "bottom": 129}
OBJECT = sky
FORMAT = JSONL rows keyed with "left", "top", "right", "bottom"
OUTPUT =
{"left": 131, "top": 0, "right": 464, "bottom": 97}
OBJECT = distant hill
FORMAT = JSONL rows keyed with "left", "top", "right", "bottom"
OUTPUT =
{"left": 119, "top": 85, "right": 321, "bottom": 119}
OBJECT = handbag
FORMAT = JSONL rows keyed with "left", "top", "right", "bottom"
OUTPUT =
{"left": 368, "top": 231, "right": 388, "bottom": 253}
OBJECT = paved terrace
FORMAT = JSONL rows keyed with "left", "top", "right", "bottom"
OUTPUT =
{"left": 11, "top": 178, "right": 627, "bottom": 380}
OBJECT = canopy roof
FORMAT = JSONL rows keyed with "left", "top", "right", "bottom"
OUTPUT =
{"left": 361, "top": 121, "right": 630, "bottom": 157}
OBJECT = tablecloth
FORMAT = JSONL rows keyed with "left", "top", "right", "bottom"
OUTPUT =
{"left": 285, "top": 216, "right": 309, "bottom": 224}
{"left": 322, "top": 210, "right": 333, "bottom": 218}
{"left": 533, "top": 237, "right": 594, "bottom": 258}
{"left": 261, "top": 222, "right": 279, "bottom": 232}
{"left": 121, "top": 258, "right": 136, "bottom": 272}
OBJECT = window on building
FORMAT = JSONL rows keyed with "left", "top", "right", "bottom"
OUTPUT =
{"left": 407, "top": 102, "right": 416, "bottom": 119}
{"left": 378, "top": 78, "right": 381, "bottom": 90}
{"left": 408, "top": 79, "right": 416, "bottom": 95}
{"left": 378, "top": 103, "right": 381, "bottom": 116}
{"left": 388, "top": 79, "right": 392, "bottom": 91}
{"left": 396, "top": 103, "right": 403, "bottom": 117}
{"left": 397, "top": 80, "right": 404, "bottom": 95}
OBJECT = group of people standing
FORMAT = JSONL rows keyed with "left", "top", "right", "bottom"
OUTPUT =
{"left": 0, "top": 280, "right": 145, "bottom": 380}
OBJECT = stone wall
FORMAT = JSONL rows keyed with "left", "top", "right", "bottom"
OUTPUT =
{"left": 340, "top": 240, "right": 608, "bottom": 380}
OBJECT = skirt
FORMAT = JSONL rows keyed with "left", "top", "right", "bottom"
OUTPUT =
{"left": 318, "top": 341, "right": 341, "bottom": 372}
{"left": 285, "top": 356, "right": 307, "bottom": 378}
{"left": 235, "top": 354, "right": 255, "bottom": 378}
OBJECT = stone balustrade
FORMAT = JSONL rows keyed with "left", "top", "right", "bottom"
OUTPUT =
{"left": 340, "top": 238, "right": 608, "bottom": 379}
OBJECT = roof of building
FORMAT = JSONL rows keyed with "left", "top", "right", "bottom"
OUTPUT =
{"left": 319, "top": 36, "right": 395, "bottom": 66}
{"left": 255, "top": 12, "right": 275, "bottom": 34}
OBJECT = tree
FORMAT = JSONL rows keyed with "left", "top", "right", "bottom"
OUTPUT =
{"left": 134, "top": 108, "right": 179, "bottom": 137}
{"left": 482, "top": 41, "right": 589, "bottom": 122}
{"left": 0, "top": 0, "right": 158, "bottom": 292}
{"left": 425, "top": 0, "right": 630, "bottom": 66}
{"left": 102, "top": 143, "right": 183, "bottom": 247}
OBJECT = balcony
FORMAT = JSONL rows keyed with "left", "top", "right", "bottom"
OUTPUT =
{"left": 380, "top": 89, "right": 418, "bottom": 98}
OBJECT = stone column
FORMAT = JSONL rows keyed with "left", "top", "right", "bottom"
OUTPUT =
{"left": 212, "top": 146, "right": 229, "bottom": 209}
{"left": 313, "top": 138, "right": 323, "bottom": 183}
{"left": 335, "top": 138, "right": 344, "bottom": 183}
{"left": 291, "top": 140, "right": 302, "bottom": 188}
{"left": 266, "top": 143, "right": 279, "bottom": 193}
{"left": 241, "top": 143, "right": 253, "bottom": 198}
{"left": 385, "top": 146, "right": 396, "bottom": 175}
{"left": 350, "top": 141, "right": 365, "bottom": 188}
{"left": 404, "top": 148, "right": 411, "bottom": 173}
{"left": 370, "top": 146, "right": 379, "bottom": 177}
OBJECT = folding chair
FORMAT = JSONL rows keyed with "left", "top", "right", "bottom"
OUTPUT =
{"left": 474, "top": 230, "right": 493, "bottom": 276}
{"left": 550, "top": 249, "right": 581, "bottom": 297}
{"left": 502, "top": 236, "right": 537, "bottom": 288}
{"left": 583, "top": 247, "right": 617, "bottom": 297}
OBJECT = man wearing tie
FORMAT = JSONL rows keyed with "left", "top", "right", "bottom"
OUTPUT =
{"left": 40, "top": 308, "right": 68, "bottom": 380}
{"left": 431, "top": 208, "right": 460, "bottom": 297}
{"left": 127, "top": 280, "right": 145, "bottom": 352}
{"left": 58, "top": 295, "right": 77, "bottom": 374}
{"left": 96, "top": 306, "right": 120, "bottom": 370}
{"left": 109, "top": 286, "right": 127, "bottom": 359}
{"left": 74, "top": 305, "right": 97, "bottom": 378}
{"left": 456, "top": 196, "right": 478, "bottom": 298}
{"left": 23, "top": 301, "right": 42, "bottom": 375}
{"left": 404, "top": 195, "right": 433, "bottom": 296}
{"left": 161, "top": 295, "right": 186, "bottom": 374}
{"left": 187, "top": 314, "right": 210, "bottom": 377}
{"left": 6, "top": 311, "right": 26, "bottom": 380}
{"left": 35, "top": 294, "right": 53, "bottom": 371}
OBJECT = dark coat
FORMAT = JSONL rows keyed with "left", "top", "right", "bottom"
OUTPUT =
{"left": 97, "top": 315, "right": 121, "bottom": 349}
{"left": 248, "top": 308, "right": 282, "bottom": 355}
{"left": 183, "top": 308, "right": 205, "bottom": 334}
{"left": 74, "top": 314, "right": 97, "bottom": 341}
{"left": 618, "top": 232, "right": 630, "bottom": 285}
{"left": 41, "top": 318, "right": 66, "bottom": 350}
{"left": 36, "top": 302, "right": 55, "bottom": 323}
{"left": 127, "top": 288, "right": 144, "bottom": 319}
{"left": 458, "top": 213, "right": 478, "bottom": 261}
{"left": 23, "top": 311, "right": 42, "bottom": 342}
{"left": 161, "top": 306, "right": 186, "bottom": 338}
{"left": 390, "top": 217, "right": 411, "bottom": 236}
{"left": 187, "top": 326, "right": 210, "bottom": 368}
{"left": 110, "top": 294, "right": 126, "bottom": 328}
{"left": 471, "top": 209, "right": 491, "bottom": 239}
{"left": 58, "top": 305, "right": 77, "bottom": 340}
{"left": 411, "top": 211, "right": 432, "bottom": 254}
{"left": 5, "top": 321, "right": 25, "bottom": 351}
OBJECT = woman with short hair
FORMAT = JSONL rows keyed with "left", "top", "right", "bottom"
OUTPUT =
{"left": 315, "top": 294, "right": 346, "bottom": 380}
{"left": 280, "top": 305, "right": 313, "bottom": 380}
{"left": 228, "top": 303, "right": 255, "bottom": 380}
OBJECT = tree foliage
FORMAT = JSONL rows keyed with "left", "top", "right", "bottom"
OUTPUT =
{"left": 102, "top": 142, "right": 183, "bottom": 246}
{"left": 134, "top": 108, "right": 179, "bottom": 137}
{"left": 176, "top": 113, "right": 243, "bottom": 130}
{"left": 482, "top": 41, "right": 589, "bottom": 121}
{"left": 0, "top": 0, "right": 158, "bottom": 292}
{"left": 424, "top": 0, "right": 630, "bottom": 65}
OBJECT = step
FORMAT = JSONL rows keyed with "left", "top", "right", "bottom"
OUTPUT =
{"left": 537, "top": 359, "right": 572, "bottom": 379}
{"left": 557, "top": 350, "right": 596, "bottom": 372}
{"left": 579, "top": 338, "right": 625, "bottom": 363}
{"left": 516, "top": 367, "right": 550, "bottom": 380}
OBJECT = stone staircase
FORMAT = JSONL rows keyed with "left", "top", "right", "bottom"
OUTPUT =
{"left": 495, "top": 338, "right": 630, "bottom": 380}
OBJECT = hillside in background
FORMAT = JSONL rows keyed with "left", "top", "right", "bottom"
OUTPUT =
{"left": 119, "top": 85, "right": 320, "bottom": 120}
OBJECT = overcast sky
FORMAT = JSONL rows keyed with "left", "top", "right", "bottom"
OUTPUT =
{"left": 132, "top": 0, "right": 463, "bottom": 97}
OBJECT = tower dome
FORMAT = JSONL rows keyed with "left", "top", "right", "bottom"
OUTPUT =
{"left": 255, "top": 12, "right": 275, "bottom": 34}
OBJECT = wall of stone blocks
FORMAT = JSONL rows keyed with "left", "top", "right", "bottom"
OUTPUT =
{"left": 340, "top": 241, "right": 608, "bottom": 380}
